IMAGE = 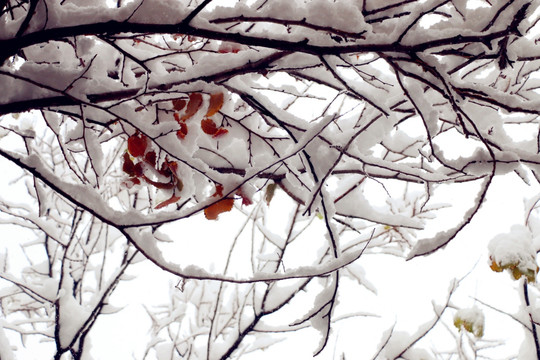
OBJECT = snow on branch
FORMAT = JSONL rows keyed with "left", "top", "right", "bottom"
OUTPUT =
{"left": 1, "top": 0, "right": 540, "bottom": 358}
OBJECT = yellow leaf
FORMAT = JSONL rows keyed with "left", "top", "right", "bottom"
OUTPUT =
{"left": 265, "top": 183, "right": 277, "bottom": 205}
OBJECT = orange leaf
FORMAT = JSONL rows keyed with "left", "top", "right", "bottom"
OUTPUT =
{"left": 127, "top": 132, "right": 148, "bottom": 157}
{"left": 172, "top": 99, "right": 187, "bottom": 111}
{"left": 204, "top": 198, "right": 234, "bottom": 220}
{"left": 155, "top": 195, "right": 181, "bottom": 209}
{"left": 213, "top": 128, "right": 228, "bottom": 138}
{"left": 201, "top": 118, "right": 218, "bottom": 135}
{"left": 181, "top": 93, "right": 203, "bottom": 121}
{"left": 177, "top": 122, "right": 188, "bottom": 139}
{"left": 206, "top": 92, "right": 224, "bottom": 117}
{"left": 490, "top": 259, "right": 503, "bottom": 272}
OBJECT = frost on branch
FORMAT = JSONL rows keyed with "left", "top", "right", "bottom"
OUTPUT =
{"left": 1, "top": 0, "right": 540, "bottom": 358}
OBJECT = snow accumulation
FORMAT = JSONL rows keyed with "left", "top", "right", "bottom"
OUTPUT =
{"left": 335, "top": 189, "right": 424, "bottom": 230}
{"left": 488, "top": 224, "right": 538, "bottom": 279}
{"left": 407, "top": 176, "right": 492, "bottom": 259}
{"left": 127, "top": 225, "right": 366, "bottom": 283}
{"left": 453, "top": 307, "right": 484, "bottom": 338}
{"left": 3, "top": 0, "right": 540, "bottom": 357}
{"left": 205, "top": 0, "right": 369, "bottom": 38}
{"left": 128, "top": 0, "right": 187, "bottom": 24}
{"left": 0, "top": 321, "right": 15, "bottom": 360}
{"left": 58, "top": 278, "right": 91, "bottom": 349}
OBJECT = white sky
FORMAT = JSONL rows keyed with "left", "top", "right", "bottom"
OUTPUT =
{"left": 72, "top": 170, "right": 539, "bottom": 360}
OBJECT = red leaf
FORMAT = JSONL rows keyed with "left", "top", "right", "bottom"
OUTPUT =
{"left": 133, "top": 162, "right": 144, "bottom": 177}
{"left": 145, "top": 151, "right": 156, "bottom": 167}
{"left": 142, "top": 175, "right": 175, "bottom": 189}
{"left": 172, "top": 99, "right": 187, "bottom": 111}
{"left": 201, "top": 118, "right": 218, "bottom": 135}
{"left": 212, "top": 184, "right": 224, "bottom": 198}
{"left": 158, "top": 162, "right": 171, "bottom": 177}
{"left": 127, "top": 132, "right": 148, "bottom": 157}
{"left": 167, "top": 161, "right": 178, "bottom": 174}
{"left": 236, "top": 188, "right": 253, "bottom": 206}
{"left": 206, "top": 92, "right": 224, "bottom": 117}
{"left": 123, "top": 154, "right": 144, "bottom": 177}
{"left": 213, "top": 128, "right": 228, "bottom": 138}
{"left": 181, "top": 93, "right": 203, "bottom": 121}
{"left": 204, "top": 198, "right": 234, "bottom": 220}
{"left": 218, "top": 42, "right": 242, "bottom": 53}
{"left": 174, "top": 113, "right": 182, "bottom": 123}
{"left": 155, "top": 195, "right": 181, "bottom": 209}
{"left": 156, "top": 160, "right": 178, "bottom": 178}
{"left": 122, "top": 153, "right": 136, "bottom": 176}
{"left": 176, "top": 122, "right": 188, "bottom": 139}
{"left": 122, "top": 177, "right": 141, "bottom": 189}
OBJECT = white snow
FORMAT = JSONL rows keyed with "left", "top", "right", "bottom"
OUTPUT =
{"left": 488, "top": 224, "right": 538, "bottom": 279}
{"left": 453, "top": 306, "right": 484, "bottom": 337}
{"left": 2, "top": 0, "right": 540, "bottom": 357}
{"left": 0, "top": 321, "right": 15, "bottom": 360}
{"left": 58, "top": 278, "right": 91, "bottom": 348}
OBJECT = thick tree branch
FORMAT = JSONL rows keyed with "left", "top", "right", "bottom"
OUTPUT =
{"left": 0, "top": 13, "right": 524, "bottom": 65}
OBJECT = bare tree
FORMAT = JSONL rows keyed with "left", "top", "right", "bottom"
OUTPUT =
{"left": 1, "top": 0, "right": 540, "bottom": 358}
